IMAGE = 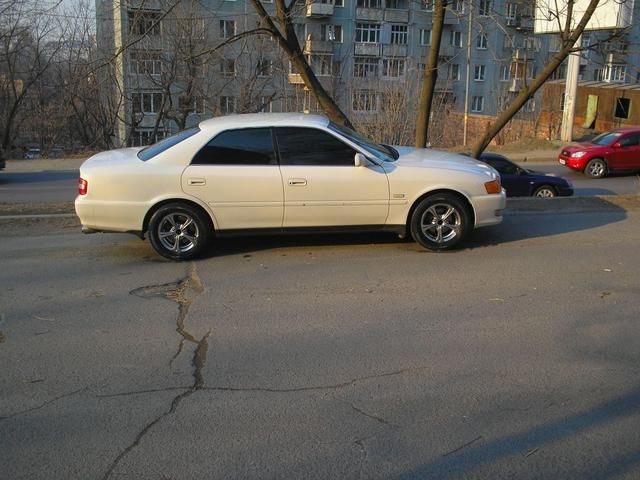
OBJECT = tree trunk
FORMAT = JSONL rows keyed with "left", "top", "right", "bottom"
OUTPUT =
{"left": 415, "top": 0, "right": 447, "bottom": 148}
{"left": 470, "top": 0, "right": 601, "bottom": 158}
{"left": 249, "top": 0, "right": 353, "bottom": 128}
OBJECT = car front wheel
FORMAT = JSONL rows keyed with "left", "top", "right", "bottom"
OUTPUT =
{"left": 533, "top": 185, "right": 556, "bottom": 198}
{"left": 585, "top": 158, "right": 607, "bottom": 178}
{"left": 410, "top": 193, "right": 471, "bottom": 251}
{"left": 148, "top": 203, "right": 212, "bottom": 260}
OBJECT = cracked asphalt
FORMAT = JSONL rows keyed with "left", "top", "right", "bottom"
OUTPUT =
{"left": 1, "top": 201, "right": 640, "bottom": 479}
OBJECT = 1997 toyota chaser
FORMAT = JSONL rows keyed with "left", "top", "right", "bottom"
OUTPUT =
{"left": 75, "top": 113, "right": 506, "bottom": 260}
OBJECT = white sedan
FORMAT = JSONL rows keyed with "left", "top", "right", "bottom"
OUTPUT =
{"left": 75, "top": 113, "right": 506, "bottom": 260}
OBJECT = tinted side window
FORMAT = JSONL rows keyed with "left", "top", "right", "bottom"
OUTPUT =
{"left": 485, "top": 158, "right": 518, "bottom": 175}
{"left": 275, "top": 127, "right": 356, "bottom": 166}
{"left": 138, "top": 127, "right": 200, "bottom": 161}
{"left": 192, "top": 128, "right": 276, "bottom": 165}
{"left": 619, "top": 133, "right": 640, "bottom": 147}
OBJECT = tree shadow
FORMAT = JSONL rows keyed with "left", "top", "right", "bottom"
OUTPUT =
{"left": 392, "top": 386, "right": 640, "bottom": 480}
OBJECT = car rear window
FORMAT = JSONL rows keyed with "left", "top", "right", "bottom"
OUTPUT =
{"left": 137, "top": 127, "right": 200, "bottom": 161}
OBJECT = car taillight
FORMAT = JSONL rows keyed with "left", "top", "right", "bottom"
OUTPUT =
{"left": 78, "top": 178, "right": 88, "bottom": 195}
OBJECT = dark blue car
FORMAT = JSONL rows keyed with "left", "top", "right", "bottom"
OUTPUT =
{"left": 479, "top": 153, "right": 574, "bottom": 198}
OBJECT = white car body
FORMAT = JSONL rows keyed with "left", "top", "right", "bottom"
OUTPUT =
{"left": 76, "top": 113, "right": 505, "bottom": 258}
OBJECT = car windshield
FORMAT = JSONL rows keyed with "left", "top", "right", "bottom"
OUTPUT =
{"left": 138, "top": 127, "right": 201, "bottom": 161}
{"left": 328, "top": 122, "right": 397, "bottom": 162}
{"left": 591, "top": 131, "right": 622, "bottom": 146}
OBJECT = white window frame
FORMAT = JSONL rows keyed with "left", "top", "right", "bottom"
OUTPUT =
{"left": 391, "top": 25, "right": 408, "bottom": 45}
{"left": 352, "top": 90, "right": 379, "bottom": 112}
{"left": 476, "top": 33, "right": 487, "bottom": 50}
{"left": 474, "top": 64, "right": 486, "bottom": 81}
{"left": 382, "top": 58, "right": 405, "bottom": 78}
{"left": 420, "top": 29, "right": 432, "bottom": 46}
{"left": 471, "top": 96, "right": 484, "bottom": 112}
{"left": 479, "top": 0, "right": 491, "bottom": 16}
{"left": 355, "top": 23, "right": 381, "bottom": 43}
{"left": 219, "top": 19, "right": 236, "bottom": 39}
{"left": 353, "top": 57, "right": 379, "bottom": 78}
{"left": 220, "top": 96, "right": 237, "bottom": 114}
{"left": 449, "top": 30, "right": 462, "bottom": 48}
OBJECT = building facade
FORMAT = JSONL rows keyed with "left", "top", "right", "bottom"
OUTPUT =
{"left": 96, "top": 0, "right": 640, "bottom": 147}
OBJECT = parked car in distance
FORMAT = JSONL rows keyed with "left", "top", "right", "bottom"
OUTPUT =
{"left": 24, "top": 148, "right": 42, "bottom": 159}
{"left": 479, "top": 153, "right": 573, "bottom": 198}
{"left": 558, "top": 127, "right": 640, "bottom": 178}
{"left": 76, "top": 113, "right": 506, "bottom": 260}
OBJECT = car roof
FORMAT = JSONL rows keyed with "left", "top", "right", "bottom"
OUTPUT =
{"left": 198, "top": 113, "right": 330, "bottom": 132}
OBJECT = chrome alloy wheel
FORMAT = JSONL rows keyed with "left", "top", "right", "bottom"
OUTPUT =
{"left": 534, "top": 187, "right": 555, "bottom": 198}
{"left": 587, "top": 159, "right": 606, "bottom": 178}
{"left": 420, "top": 203, "right": 462, "bottom": 244}
{"left": 157, "top": 213, "right": 200, "bottom": 253}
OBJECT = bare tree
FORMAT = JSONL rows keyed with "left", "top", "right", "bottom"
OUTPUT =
{"left": 470, "top": 0, "right": 604, "bottom": 157}
{"left": 415, "top": 0, "right": 448, "bottom": 147}
{"left": 248, "top": 0, "right": 353, "bottom": 127}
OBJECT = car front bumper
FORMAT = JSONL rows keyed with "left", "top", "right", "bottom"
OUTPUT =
{"left": 473, "top": 191, "right": 507, "bottom": 228}
{"left": 558, "top": 155, "right": 586, "bottom": 172}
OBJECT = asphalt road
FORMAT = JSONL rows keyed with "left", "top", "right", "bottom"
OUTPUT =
{"left": 1, "top": 161, "right": 638, "bottom": 204}
{"left": 1, "top": 201, "right": 640, "bottom": 479}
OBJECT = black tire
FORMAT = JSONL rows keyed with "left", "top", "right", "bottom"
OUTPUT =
{"left": 410, "top": 193, "right": 472, "bottom": 251}
{"left": 533, "top": 185, "right": 556, "bottom": 198}
{"left": 585, "top": 158, "right": 607, "bottom": 179}
{"left": 148, "top": 203, "right": 212, "bottom": 261}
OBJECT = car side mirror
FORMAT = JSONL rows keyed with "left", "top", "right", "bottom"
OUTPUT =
{"left": 354, "top": 152, "right": 367, "bottom": 167}
{"left": 613, "top": 142, "right": 622, "bottom": 148}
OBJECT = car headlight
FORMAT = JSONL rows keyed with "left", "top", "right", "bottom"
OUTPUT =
{"left": 570, "top": 151, "right": 586, "bottom": 158}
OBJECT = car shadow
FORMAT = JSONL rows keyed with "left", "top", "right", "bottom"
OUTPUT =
{"left": 0, "top": 170, "right": 78, "bottom": 185}
{"left": 573, "top": 187, "right": 618, "bottom": 196}
{"left": 195, "top": 197, "right": 628, "bottom": 258}
{"left": 390, "top": 385, "right": 640, "bottom": 480}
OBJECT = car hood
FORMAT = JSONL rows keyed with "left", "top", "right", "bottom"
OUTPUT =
{"left": 393, "top": 147, "right": 497, "bottom": 177}
{"left": 81, "top": 147, "right": 144, "bottom": 170}
{"left": 560, "top": 143, "right": 604, "bottom": 155}
{"left": 525, "top": 170, "right": 571, "bottom": 184}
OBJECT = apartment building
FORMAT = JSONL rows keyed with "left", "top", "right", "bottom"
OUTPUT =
{"left": 96, "top": 0, "right": 640, "bottom": 147}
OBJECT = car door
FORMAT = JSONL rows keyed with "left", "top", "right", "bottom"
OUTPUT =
{"left": 274, "top": 127, "right": 389, "bottom": 228}
{"left": 609, "top": 132, "right": 640, "bottom": 170}
{"left": 181, "top": 127, "right": 284, "bottom": 230}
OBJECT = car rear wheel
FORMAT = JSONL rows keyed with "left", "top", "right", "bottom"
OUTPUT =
{"left": 585, "top": 158, "right": 607, "bottom": 178}
{"left": 533, "top": 185, "right": 556, "bottom": 198}
{"left": 410, "top": 193, "right": 471, "bottom": 251}
{"left": 148, "top": 203, "right": 212, "bottom": 261}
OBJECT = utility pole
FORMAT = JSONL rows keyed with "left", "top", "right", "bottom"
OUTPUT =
{"left": 560, "top": 35, "right": 581, "bottom": 142}
{"left": 463, "top": 0, "right": 473, "bottom": 147}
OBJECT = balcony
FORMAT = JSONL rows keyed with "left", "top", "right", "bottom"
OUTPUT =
{"left": 384, "top": 9, "right": 409, "bottom": 22}
{"left": 288, "top": 73, "right": 305, "bottom": 85}
{"left": 383, "top": 44, "right": 407, "bottom": 57}
{"left": 438, "top": 44, "right": 456, "bottom": 58}
{"left": 508, "top": 78, "right": 524, "bottom": 92}
{"left": 306, "top": 1, "right": 334, "bottom": 17}
{"left": 435, "top": 77, "right": 454, "bottom": 92}
{"left": 304, "top": 39, "right": 334, "bottom": 54}
{"left": 356, "top": 7, "right": 384, "bottom": 21}
{"left": 443, "top": 9, "right": 460, "bottom": 25}
{"left": 506, "top": 15, "right": 533, "bottom": 31}
{"left": 354, "top": 43, "right": 381, "bottom": 56}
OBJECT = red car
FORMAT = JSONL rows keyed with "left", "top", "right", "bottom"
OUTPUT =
{"left": 558, "top": 127, "right": 640, "bottom": 178}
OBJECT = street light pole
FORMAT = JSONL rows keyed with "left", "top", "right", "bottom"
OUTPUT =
{"left": 560, "top": 35, "right": 582, "bottom": 142}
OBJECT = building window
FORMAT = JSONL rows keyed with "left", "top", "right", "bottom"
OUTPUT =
{"left": 593, "top": 68, "right": 603, "bottom": 81}
{"left": 132, "top": 92, "right": 163, "bottom": 114}
{"left": 448, "top": 63, "right": 460, "bottom": 80}
{"left": 357, "top": 0, "right": 382, "bottom": 8}
{"left": 523, "top": 98, "right": 536, "bottom": 113}
{"left": 334, "top": 0, "right": 344, "bottom": 7}
{"left": 129, "top": 51, "right": 162, "bottom": 75}
{"left": 451, "top": 0, "right": 464, "bottom": 12}
{"left": 474, "top": 64, "right": 486, "bottom": 81}
{"left": 479, "top": 0, "right": 491, "bottom": 16}
{"left": 259, "top": 96, "right": 273, "bottom": 113}
{"left": 127, "top": 10, "right": 161, "bottom": 36}
{"left": 352, "top": 90, "right": 379, "bottom": 112}
{"left": 193, "top": 97, "right": 206, "bottom": 115}
{"left": 614, "top": 97, "right": 631, "bottom": 119}
{"left": 391, "top": 25, "right": 408, "bottom": 45}
{"left": 382, "top": 58, "right": 405, "bottom": 78}
{"left": 500, "top": 65, "right": 510, "bottom": 81}
{"left": 355, "top": 23, "right": 381, "bottom": 43}
{"left": 476, "top": 33, "right": 487, "bottom": 49}
{"left": 471, "top": 96, "right": 484, "bottom": 112}
{"left": 134, "top": 129, "right": 168, "bottom": 147}
{"left": 449, "top": 31, "right": 462, "bottom": 47}
{"left": 505, "top": 3, "right": 517, "bottom": 24}
{"left": 605, "top": 64, "right": 627, "bottom": 83}
{"left": 220, "top": 59, "right": 236, "bottom": 76}
{"left": 386, "top": 0, "right": 408, "bottom": 8}
{"left": 256, "top": 58, "right": 273, "bottom": 77}
{"left": 220, "top": 96, "right": 236, "bottom": 114}
{"left": 559, "top": 93, "right": 565, "bottom": 111}
{"left": 321, "top": 24, "right": 343, "bottom": 42}
{"left": 420, "top": 29, "right": 431, "bottom": 46}
{"left": 422, "top": 0, "right": 434, "bottom": 11}
{"left": 220, "top": 20, "right": 236, "bottom": 39}
{"left": 353, "top": 57, "right": 379, "bottom": 78}
{"left": 309, "top": 54, "right": 333, "bottom": 76}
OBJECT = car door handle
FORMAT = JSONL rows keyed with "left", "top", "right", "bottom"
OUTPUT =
{"left": 288, "top": 178, "right": 307, "bottom": 186}
{"left": 188, "top": 178, "right": 206, "bottom": 186}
